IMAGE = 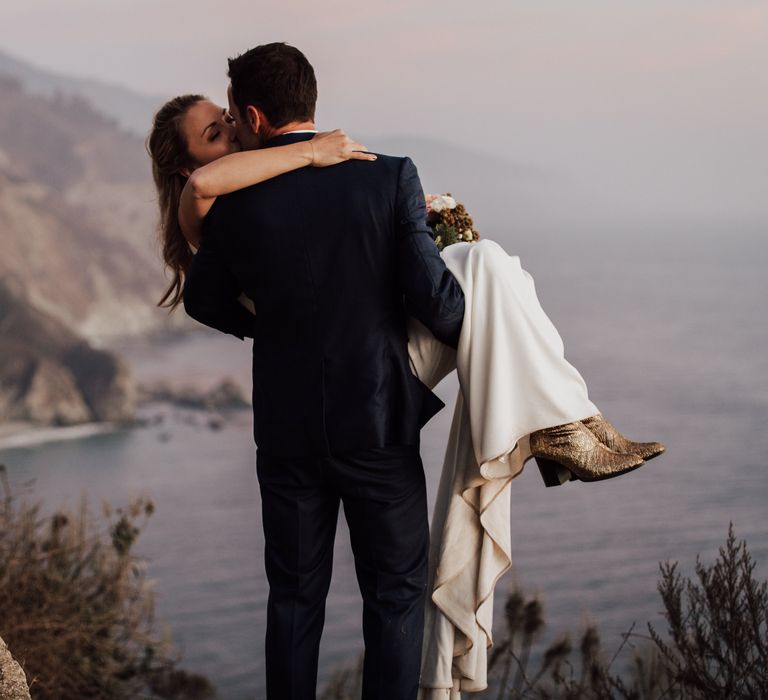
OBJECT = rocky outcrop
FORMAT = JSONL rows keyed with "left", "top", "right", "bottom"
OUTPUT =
{"left": 0, "top": 277, "right": 135, "bottom": 425}
{"left": 137, "top": 378, "right": 250, "bottom": 411}
{"left": 61, "top": 343, "right": 136, "bottom": 421}
{"left": 0, "top": 635, "right": 31, "bottom": 700}
{"left": 0, "top": 352, "right": 92, "bottom": 425}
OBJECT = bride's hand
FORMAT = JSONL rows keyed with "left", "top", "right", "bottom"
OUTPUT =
{"left": 310, "top": 129, "right": 377, "bottom": 167}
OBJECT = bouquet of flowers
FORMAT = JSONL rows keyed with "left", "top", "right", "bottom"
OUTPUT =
{"left": 425, "top": 193, "right": 480, "bottom": 252}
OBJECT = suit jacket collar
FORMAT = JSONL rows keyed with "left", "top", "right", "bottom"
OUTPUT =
{"left": 263, "top": 131, "right": 317, "bottom": 149}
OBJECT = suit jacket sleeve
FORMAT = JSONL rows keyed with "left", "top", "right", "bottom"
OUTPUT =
{"left": 182, "top": 212, "right": 255, "bottom": 340}
{"left": 394, "top": 157, "right": 465, "bottom": 349}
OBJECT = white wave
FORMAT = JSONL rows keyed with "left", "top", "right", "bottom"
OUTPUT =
{"left": 0, "top": 422, "right": 121, "bottom": 451}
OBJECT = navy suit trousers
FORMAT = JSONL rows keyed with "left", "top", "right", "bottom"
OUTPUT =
{"left": 256, "top": 443, "right": 430, "bottom": 700}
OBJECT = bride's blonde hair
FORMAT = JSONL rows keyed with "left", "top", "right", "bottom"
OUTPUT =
{"left": 146, "top": 94, "right": 205, "bottom": 310}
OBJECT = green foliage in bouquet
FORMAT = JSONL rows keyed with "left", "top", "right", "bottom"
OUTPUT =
{"left": 431, "top": 222, "right": 470, "bottom": 252}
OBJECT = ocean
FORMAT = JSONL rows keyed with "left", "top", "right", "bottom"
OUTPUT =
{"left": 1, "top": 226, "right": 766, "bottom": 698}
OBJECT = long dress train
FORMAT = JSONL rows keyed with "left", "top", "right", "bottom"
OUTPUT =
{"left": 406, "top": 239, "right": 600, "bottom": 698}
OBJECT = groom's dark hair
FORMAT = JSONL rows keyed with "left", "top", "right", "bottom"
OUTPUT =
{"left": 227, "top": 42, "right": 317, "bottom": 128}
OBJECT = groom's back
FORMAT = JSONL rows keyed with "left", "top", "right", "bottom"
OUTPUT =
{"left": 198, "top": 134, "right": 463, "bottom": 456}
{"left": 213, "top": 149, "right": 403, "bottom": 349}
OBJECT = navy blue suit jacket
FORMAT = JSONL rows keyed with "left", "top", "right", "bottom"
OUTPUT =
{"left": 183, "top": 132, "right": 465, "bottom": 457}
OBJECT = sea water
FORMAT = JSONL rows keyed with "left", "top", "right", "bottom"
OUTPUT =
{"left": 2, "top": 227, "right": 766, "bottom": 698}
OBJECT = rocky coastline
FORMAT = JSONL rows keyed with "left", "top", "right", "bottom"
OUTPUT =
{"left": 136, "top": 377, "right": 250, "bottom": 412}
{"left": 0, "top": 69, "right": 250, "bottom": 449}
{"left": 0, "top": 281, "right": 255, "bottom": 434}
{"left": 0, "top": 276, "right": 250, "bottom": 449}
{"left": 0, "top": 276, "right": 135, "bottom": 428}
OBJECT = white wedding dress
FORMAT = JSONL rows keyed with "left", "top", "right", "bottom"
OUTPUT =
{"left": 406, "top": 239, "right": 599, "bottom": 698}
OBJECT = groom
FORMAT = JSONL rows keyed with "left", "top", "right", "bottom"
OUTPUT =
{"left": 183, "top": 43, "right": 465, "bottom": 698}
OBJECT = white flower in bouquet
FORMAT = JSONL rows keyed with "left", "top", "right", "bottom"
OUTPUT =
{"left": 429, "top": 195, "right": 457, "bottom": 213}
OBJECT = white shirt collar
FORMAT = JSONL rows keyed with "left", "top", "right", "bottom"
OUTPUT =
{"left": 281, "top": 129, "right": 318, "bottom": 134}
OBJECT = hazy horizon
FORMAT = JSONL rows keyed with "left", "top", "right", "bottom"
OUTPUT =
{"left": 2, "top": 0, "right": 766, "bottom": 230}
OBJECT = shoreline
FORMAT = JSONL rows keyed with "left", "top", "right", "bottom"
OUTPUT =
{"left": 0, "top": 332, "right": 250, "bottom": 455}
{"left": 0, "top": 421, "right": 123, "bottom": 452}
{"left": 0, "top": 392, "right": 252, "bottom": 453}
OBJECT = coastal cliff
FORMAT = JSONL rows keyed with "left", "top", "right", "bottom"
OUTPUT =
{"left": 0, "top": 73, "right": 186, "bottom": 339}
{"left": 0, "top": 277, "right": 135, "bottom": 426}
{"left": 0, "top": 61, "right": 179, "bottom": 431}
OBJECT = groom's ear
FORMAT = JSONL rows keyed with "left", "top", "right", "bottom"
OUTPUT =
{"left": 245, "top": 105, "right": 263, "bottom": 136}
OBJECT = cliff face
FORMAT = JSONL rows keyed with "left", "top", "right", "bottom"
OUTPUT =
{"left": 0, "top": 74, "right": 187, "bottom": 339}
{"left": 0, "top": 277, "right": 135, "bottom": 425}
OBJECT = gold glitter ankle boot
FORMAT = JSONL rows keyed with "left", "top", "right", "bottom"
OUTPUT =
{"left": 529, "top": 420, "right": 645, "bottom": 487}
{"left": 581, "top": 414, "right": 665, "bottom": 461}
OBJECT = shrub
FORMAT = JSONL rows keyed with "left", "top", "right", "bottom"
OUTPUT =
{"left": 484, "top": 588, "right": 667, "bottom": 699}
{"left": 647, "top": 522, "right": 768, "bottom": 699}
{"left": 0, "top": 463, "right": 216, "bottom": 699}
{"left": 320, "top": 522, "right": 768, "bottom": 699}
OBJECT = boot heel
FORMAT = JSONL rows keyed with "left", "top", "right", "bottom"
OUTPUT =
{"left": 536, "top": 458, "right": 576, "bottom": 487}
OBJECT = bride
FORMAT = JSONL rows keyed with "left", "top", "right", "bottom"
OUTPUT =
{"left": 147, "top": 94, "right": 665, "bottom": 695}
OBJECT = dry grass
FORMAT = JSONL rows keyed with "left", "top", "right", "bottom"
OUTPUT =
{"left": 0, "top": 463, "right": 215, "bottom": 699}
{"left": 321, "top": 522, "right": 768, "bottom": 700}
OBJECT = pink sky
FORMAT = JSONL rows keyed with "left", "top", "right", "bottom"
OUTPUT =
{"left": 1, "top": 0, "right": 766, "bottom": 228}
